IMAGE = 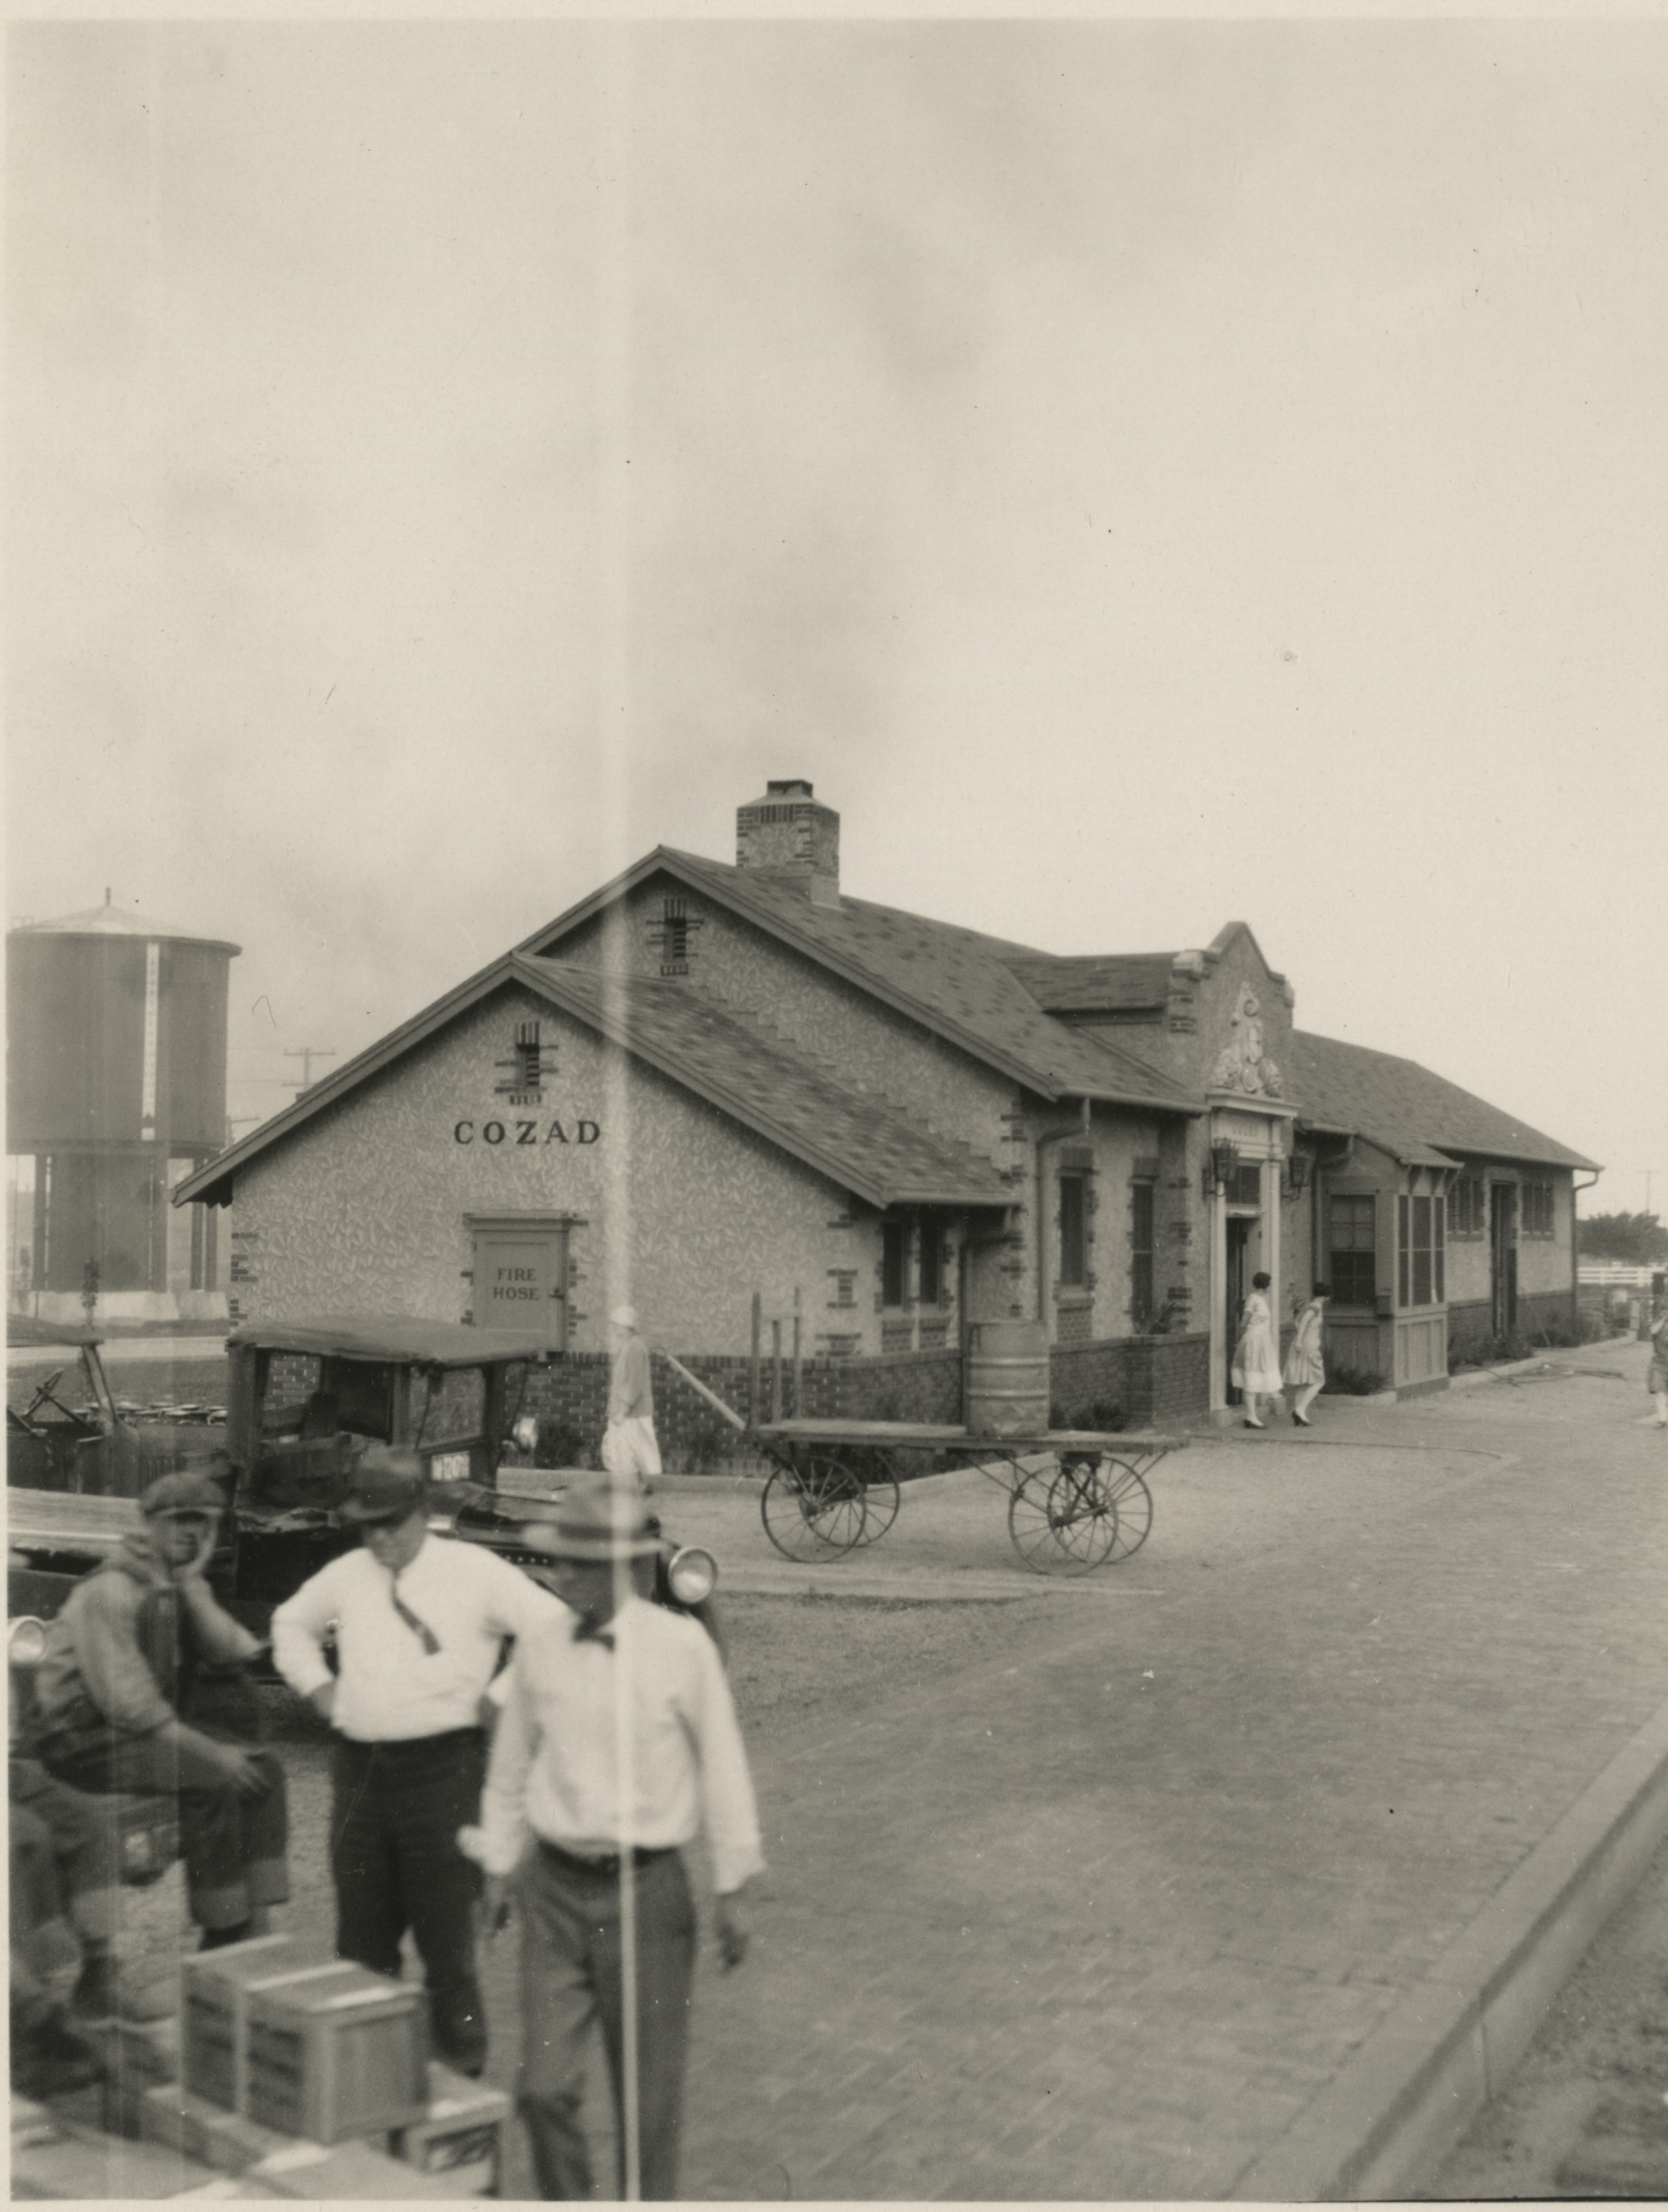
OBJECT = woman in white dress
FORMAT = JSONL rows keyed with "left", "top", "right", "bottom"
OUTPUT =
{"left": 1232, "top": 1270, "right": 1286, "bottom": 1429}
{"left": 1284, "top": 1282, "right": 1330, "bottom": 1427}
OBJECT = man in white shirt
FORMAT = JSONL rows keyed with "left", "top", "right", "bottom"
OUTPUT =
{"left": 271, "top": 1444, "right": 558, "bottom": 2076}
{"left": 464, "top": 1475, "right": 763, "bottom": 2200}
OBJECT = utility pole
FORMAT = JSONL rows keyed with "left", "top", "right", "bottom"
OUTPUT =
{"left": 283, "top": 1045, "right": 338, "bottom": 1096}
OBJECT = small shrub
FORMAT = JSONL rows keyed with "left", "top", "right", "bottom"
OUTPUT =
{"left": 675, "top": 1418, "right": 738, "bottom": 1476}
{"left": 1321, "top": 1362, "right": 1388, "bottom": 1396}
{"left": 1452, "top": 1328, "right": 1568, "bottom": 1372}
{"left": 524, "top": 1417, "right": 591, "bottom": 1469}
{"left": 1139, "top": 1298, "right": 1186, "bottom": 1338}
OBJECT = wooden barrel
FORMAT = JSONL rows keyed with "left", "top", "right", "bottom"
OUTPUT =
{"left": 966, "top": 1320, "right": 1050, "bottom": 1437}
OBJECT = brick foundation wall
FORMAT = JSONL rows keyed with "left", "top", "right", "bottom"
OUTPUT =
{"left": 1446, "top": 1300, "right": 1492, "bottom": 1360}
{"left": 518, "top": 1345, "right": 964, "bottom": 1471}
{"left": 1047, "top": 1333, "right": 1211, "bottom": 1430}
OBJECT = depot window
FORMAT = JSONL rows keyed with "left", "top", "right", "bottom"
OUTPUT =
{"left": 882, "top": 1220, "right": 908, "bottom": 1309}
{"left": 1450, "top": 1175, "right": 1486, "bottom": 1237}
{"left": 918, "top": 1217, "right": 944, "bottom": 1307}
{"left": 1058, "top": 1175, "right": 1088, "bottom": 1289}
{"left": 1397, "top": 1193, "right": 1446, "bottom": 1309}
{"left": 1521, "top": 1182, "right": 1555, "bottom": 1237}
{"left": 1328, "top": 1194, "right": 1377, "bottom": 1308}
{"left": 1130, "top": 1180, "right": 1156, "bottom": 1328}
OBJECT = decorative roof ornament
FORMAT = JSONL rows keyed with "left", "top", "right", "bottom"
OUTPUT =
{"left": 1210, "top": 983, "right": 1282, "bottom": 1099}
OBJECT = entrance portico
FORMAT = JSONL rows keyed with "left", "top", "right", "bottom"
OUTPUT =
{"left": 1205, "top": 1102, "right": 1298, "bottom": 1415}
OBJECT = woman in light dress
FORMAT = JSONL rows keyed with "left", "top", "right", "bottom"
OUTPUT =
{"left": 1284, "top": 1282, "right": 1331, "bottom": 1427}
{"left": 1232, "top": 1269, "right": 1286, "bottom": 1429}
{"left": 1648, "top": 1307, "right": 1668, "bottom": 1430}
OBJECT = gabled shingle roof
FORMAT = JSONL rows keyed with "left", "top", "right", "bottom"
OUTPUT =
{"left": 522, "top": 961, "right": 1011, "bottom": 1208}
{"left": 1290, "top": 1031, "right": 1599, "bottom": 1173}
{"left": 1001, "top": 952, "right": 1175, "bottom": 1016}
{"left": 527, "top": 849, "right": 1197, "bottom": 1114}
{"left": 176, "top": 951, "right": 1014, "bottom": 1213}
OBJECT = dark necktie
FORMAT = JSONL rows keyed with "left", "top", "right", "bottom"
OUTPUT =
{"left": 571, "top": 1615, "right": 614, "bottom": 1652}
{"left": 391, "top": 1578, "right": 441, "bottom": 1656}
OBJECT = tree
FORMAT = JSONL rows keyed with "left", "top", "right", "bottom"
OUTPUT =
{"left": 1578, "top": 1211, "right": 1668, "bottom": 1263}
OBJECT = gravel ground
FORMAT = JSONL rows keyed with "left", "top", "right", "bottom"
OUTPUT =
{"left": 111, "top": 1588, "right": 1024, "bottom": 1977}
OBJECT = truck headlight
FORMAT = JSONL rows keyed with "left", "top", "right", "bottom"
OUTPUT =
{"left": 7, "top": 1617, "right": 48, "bottom": 1668}
{"left": 665, "top": 1546, "right": 717, "bottom": 1605}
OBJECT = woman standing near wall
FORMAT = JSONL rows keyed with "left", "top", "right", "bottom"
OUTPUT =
{"left": 1232, "top": 1271, "right": 1285, "bottom": 1430}
{"left": 1284, "top": 1283, "right": 1330, "bottom": 1427}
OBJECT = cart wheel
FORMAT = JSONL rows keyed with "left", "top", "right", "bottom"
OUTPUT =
{"left": 1042, "top": 1458, "right": 1121, "bottom": 1571}
{"left": 1094, "top": 1458, "right": 1154, "bottom": 1561}
{"left": 760, "top": 1454, "right": 869, "bottom": 1561}
{"left": 1007, "top": 1460, "right": 1078, "bottom": 1574}
{"left": 851, "top": 1454, "right": 901, "bottom": 1547}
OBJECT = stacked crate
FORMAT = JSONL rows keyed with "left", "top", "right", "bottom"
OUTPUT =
{"left": 133, "top": 1934, "right": 510, "bottom": 2196}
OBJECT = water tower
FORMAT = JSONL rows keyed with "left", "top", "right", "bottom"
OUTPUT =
{"left": 7, "top": 896, "right": 239, "bottom": 1324}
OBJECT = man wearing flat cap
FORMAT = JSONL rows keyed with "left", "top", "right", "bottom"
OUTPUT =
{"left": 29, "top": 1469, "right": 289, "bottom": 1950}
{"left": 602, "top": 1305, "right": 662, "bottom": 1478}
{"left": 271, "top": 1443, "right": 561, "bottom": 2077}
{"left": 464, "top": 1474, "right": 763, "bottom": 2199}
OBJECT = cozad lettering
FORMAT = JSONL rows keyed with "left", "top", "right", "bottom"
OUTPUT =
{"left": 453, "top": 1118, "right": 599, "bottom": 1145}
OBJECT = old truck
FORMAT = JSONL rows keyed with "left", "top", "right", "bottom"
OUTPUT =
{"left": 6, "top": 1318, "right": 220, "bottom": 1500}
{"left": 7, "top": 1313, "right": 717, "bottom": 1637}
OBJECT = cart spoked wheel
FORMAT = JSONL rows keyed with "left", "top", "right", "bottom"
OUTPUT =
{"left": 850, "top": 1452, "right": 901, "bottom": 1546}
{"left": 1007, "top": 1458, "right": 1079, "bottom": 1573}
{"left": 1041, "top": 1456, "right": 1121, "bottom": 1571}
{"left": 1092, "top": 1457, "right": 1154, "bottom": 1561}
{"left": 761, "top": 1453, "right": 870, "bottom": 1560}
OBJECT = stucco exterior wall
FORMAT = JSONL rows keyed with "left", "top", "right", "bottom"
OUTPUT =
{"left": 1518, "top": 1173, "right": 1575, "bottom": 1297}
{"left": 225, "top": 984, "right": 880, "bottom": 1356}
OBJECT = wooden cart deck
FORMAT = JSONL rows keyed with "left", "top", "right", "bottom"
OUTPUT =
{"left": 748, "top": 1422, "right": 1185, "bottom": 1573}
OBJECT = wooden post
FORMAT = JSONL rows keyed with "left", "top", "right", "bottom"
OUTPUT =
{"left": 771, "top": 1318, "right": 783, "bottom": 1424}
{"left": 750, "top": 1292, "right": 763, "bottom": 1424}
{"left": 791, "top": 1288, "right": 803, "bottom": 1418}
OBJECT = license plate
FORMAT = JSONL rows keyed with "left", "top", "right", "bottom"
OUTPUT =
{"left": 429, "top": 1450, "right": 471, "bottom": 1486}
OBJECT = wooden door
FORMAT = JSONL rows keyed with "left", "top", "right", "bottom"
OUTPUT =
{"left": 1225, "top": 1216, "right": 1251, "bottom": 1405}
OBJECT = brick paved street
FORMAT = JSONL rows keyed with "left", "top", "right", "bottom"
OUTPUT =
{"left": 468, "top": 1346, "right": 1668, "bottom": 2199}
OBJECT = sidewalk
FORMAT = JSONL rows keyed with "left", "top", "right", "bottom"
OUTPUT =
{"left": 482, "top": 1342, "right": 1668, "bottom": 2199}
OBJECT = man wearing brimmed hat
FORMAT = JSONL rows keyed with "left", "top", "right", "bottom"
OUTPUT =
{"left": 602, "top": 1305, "right": 662, "bottom": 1479}
{"left": 465, "top": 1473, "right": 763, "bottom": 2199}
{"left": 29, "top": 1469, "right": 290, "bottom": 1952}
{"left": 271, "top": 1441, "right": 561, "bottom": 2077}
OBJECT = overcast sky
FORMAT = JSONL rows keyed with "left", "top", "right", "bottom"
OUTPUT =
{"left": 7, "top": 18, "right": 1665, "bottom": 1211}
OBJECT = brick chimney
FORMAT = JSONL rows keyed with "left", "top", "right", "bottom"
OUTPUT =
{"left": 735, "top": 780, "right": 839, "bottom": 908}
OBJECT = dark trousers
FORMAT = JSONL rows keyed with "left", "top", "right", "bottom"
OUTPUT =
{"left": 38, "top": 1732, "right": 288, "bottom": 1934}
{"left": 329, "top": 1730, "right": 487, "bottom": 2075}
{"left": 516, "top": 1842, "right": 696, "bottom": 2202}
{"left": 10, "top": 1759, "right": 123, "bottom": 1945}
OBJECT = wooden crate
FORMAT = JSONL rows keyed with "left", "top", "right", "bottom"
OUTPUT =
{"left": 390, "top": 2062, "right": 510, "bottom": 2196}
{"left": 245, "top": 2136, "right": 487, "bottom": 2199}
{"left": 180, "top": 1939, "right": 345, "bottom": 2114}
{"left": 141, "top": 2082, "right": 293, "bottom": 2175}
{"left": 245, "top": 1966, "right": 426, "bottom": 2144}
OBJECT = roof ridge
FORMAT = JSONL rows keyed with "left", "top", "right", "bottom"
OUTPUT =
{"left": 664, "top": 848, "right": 1052, "bottom": 961}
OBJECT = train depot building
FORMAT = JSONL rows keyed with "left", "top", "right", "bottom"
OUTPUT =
{"left": 178, "top": 783, "right": 1597, "bottom": 1445}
